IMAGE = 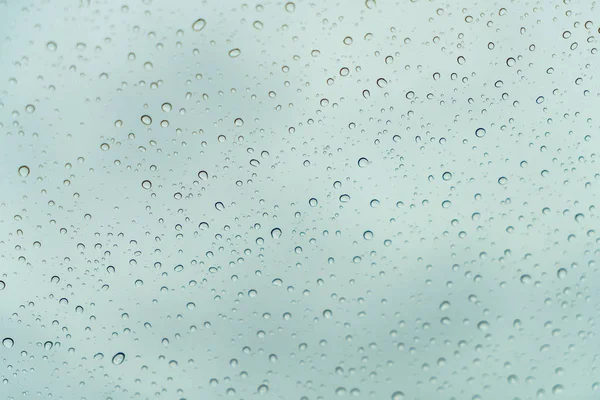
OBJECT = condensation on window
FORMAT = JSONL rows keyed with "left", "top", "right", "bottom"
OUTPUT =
{"left": 1, "top": 1, "right": 599, "bottom": 399}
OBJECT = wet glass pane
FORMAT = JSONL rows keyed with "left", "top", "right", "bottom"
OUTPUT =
{"left": 1, "top": 1, "right": 599, "bottom": 399}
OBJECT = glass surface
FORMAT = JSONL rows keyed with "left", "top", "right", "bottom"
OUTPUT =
{"left": 1, "top": 1, "right": 599, "bottom": 399}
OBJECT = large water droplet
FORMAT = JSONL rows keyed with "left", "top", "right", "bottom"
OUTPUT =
{"left": 192, "top": 18, "right": 206, "bottom": 32}
{"left": 358, "top": 157, "right": 370, "bottom": 168}
{"left": 141, "top": 115, "right": 152, "bottom": 125}
{"left": 284, "top": 2, "right": 295, "bottom": 12}
{"left": 271, "top": 228, "right": 282, "bottom": 239}
{"left": 112, "top": 352, "right": 125, "bottom": 365}
{"left": 391, "top": 391, "right": 405, "bottom": 400}
{"left": 18, "top": 165, "right": 30, "bottom": 177}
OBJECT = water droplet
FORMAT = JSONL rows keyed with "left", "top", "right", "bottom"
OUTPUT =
{"left": 284, "top": 2, "right": 295, "bottom": 12}
{"left": 192, "top": 18, "right": 206, "bottom": 32}
{"left": 141, "top": 180, "right": 152, "bottom": 189}
{"left": 141, "top": 115, "right": 152, "bottom": 125}
{"left": 234, "top": 118, "right": 244, "bottom": 126}
{"left": 228, "top": 48, "right": 241, "bottom": 58}
{"left": 47, "top": 41, "right": 57, "bottom": 51}
{"left": 390, "top": 391, "right": 405, "bottom": 400}
{"left": 198, "top": 170, "right": 209, "bottom": 180}
{"left": 358, "top": 157, "right": 370, "bottom": 167}
{"left": 270, "top": 228, "right": 282, "bottom": 239}
{"left": 552, "top": 384, "right": 564, "bottom": 395}
{"left": 442, "top": 171, "right": 452, "bottom": 181}
{"left": 2, "top": 338, "right": 14, "bottom": 348}
{"left": 475, "top": 128, "right": 486, "bottom": 138}
{"left": 18, "top": 165, "right": 30, "bottom": 177}
{"left": 161, "top": 102, "right": 172, "bottom": 112}
{"left": 112, "top": 352, "right": 125, "bottom": 365}
{"left": 0, "top": 280, "right": 5, "bottom": 290}
{"left": 44, "top": 341, "right": 53, "bottom": 350}
{"left": 257, "top": 384, "right": 269, "bottom": 394}
{"left": 477, "top": 320, "right": 490, "bottom": 331}
{"left": 363, "top": 230, "right": 373, "bottom": 240}
{"left": 365, "top": 0, "right": 376, "bottom": 9}
{"left": 25, "top": 104, "right": 35, "bottom": 113}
